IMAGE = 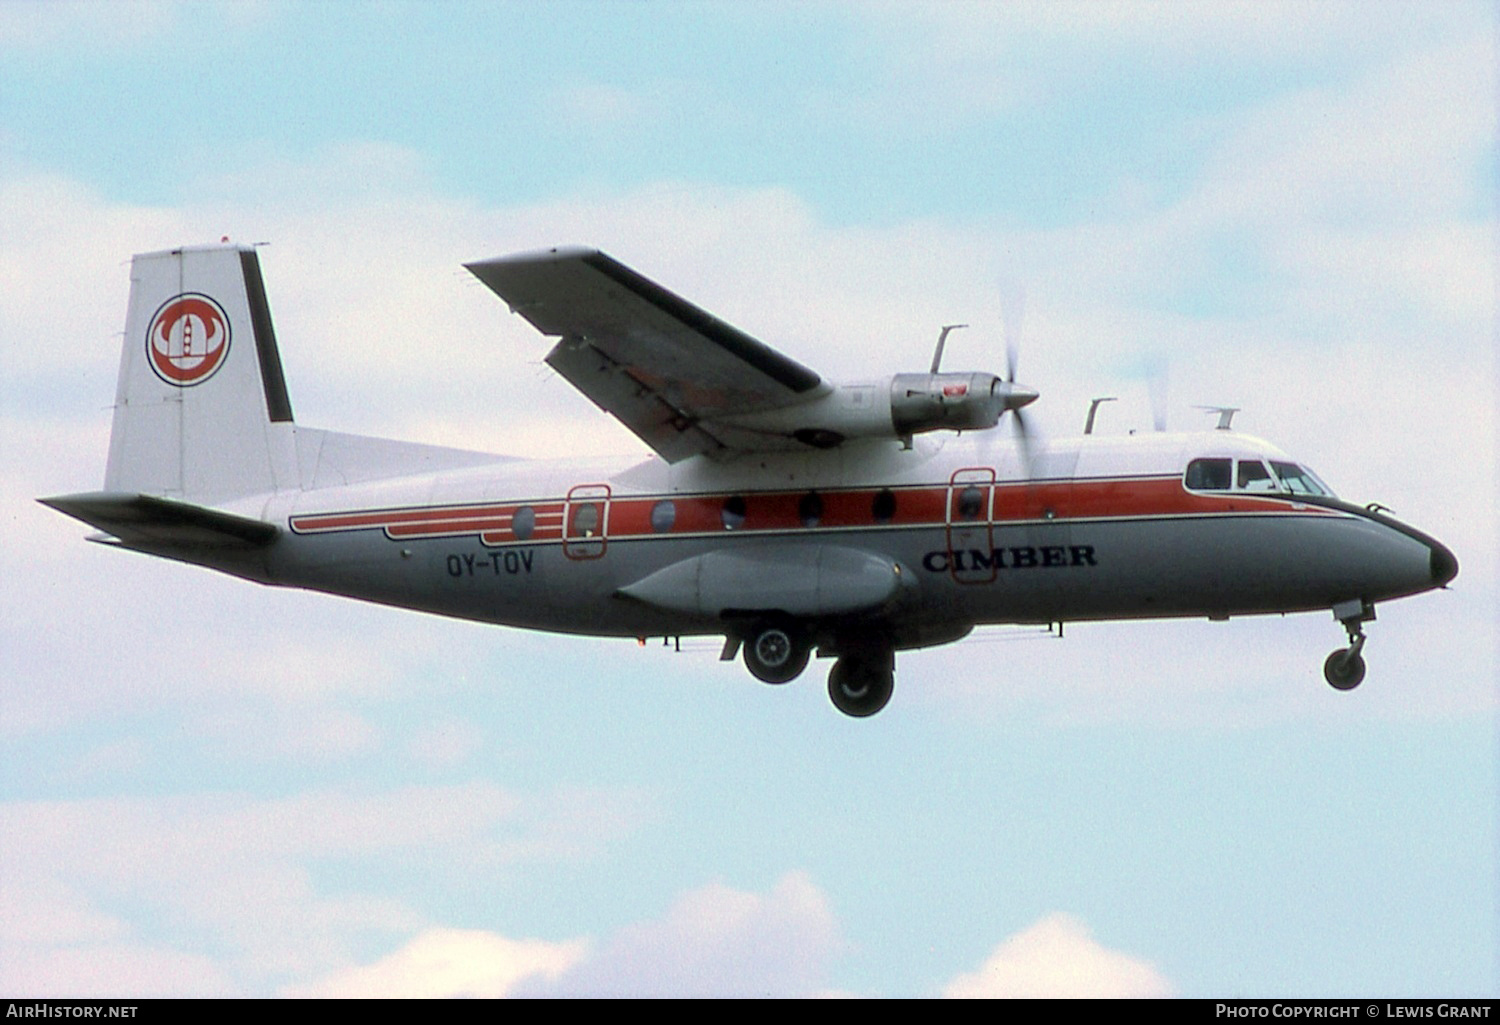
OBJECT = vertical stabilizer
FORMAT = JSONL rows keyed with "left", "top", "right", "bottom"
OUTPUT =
{"left": 104, "top": 244, "right": 298, "bottom": 504}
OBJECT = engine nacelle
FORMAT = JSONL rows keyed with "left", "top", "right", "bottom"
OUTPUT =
{"left": 706, "top": 371, "right": 1038, "bottom": 449}
{"left": 889, "top": 372, "right": 1006, "bottom": 436}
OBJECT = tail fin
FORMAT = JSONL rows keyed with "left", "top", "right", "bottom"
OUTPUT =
{"left": 104, "top": 244, "right": 298, "bottom": 504}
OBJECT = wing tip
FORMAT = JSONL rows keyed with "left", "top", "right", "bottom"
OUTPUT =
{"left": 464, "top": 244, "right": 600, "bottom": 274}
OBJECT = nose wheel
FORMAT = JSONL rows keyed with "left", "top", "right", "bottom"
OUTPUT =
{"left": 1323, "top": 643, "right": 1366, "bottom": 690}
{"left": 1324, "top": 600, "right": 1373, "bottom": 691}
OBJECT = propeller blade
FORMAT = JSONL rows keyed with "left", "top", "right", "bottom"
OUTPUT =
{"left": 1147, "top": 365, "right": 1170, "bottom": 432}
{"left": 988, "top": 282, "right": 1037, "bottom": 478}
{"left": 1012, "top": 406, "right": 1033, "bottom": 480}
{"left": 1000, "top": 285, "right": 1026, "bottom": 383}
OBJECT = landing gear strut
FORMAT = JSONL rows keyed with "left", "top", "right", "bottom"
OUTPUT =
{"left": 1324, "top": 599, "right": 1373, "bottom": 691}
{"left": 827, "top": 650, "right": 895, "bottom": 718}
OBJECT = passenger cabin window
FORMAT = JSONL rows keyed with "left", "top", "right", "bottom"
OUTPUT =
{"left": 650, "top": 500, "right": 676, "bottom": 533}
{"left": 511, "top": 506, "right": 536, "bottom": 540}
{"left": 798, "top": 491, "right": 823, "bottom": 528}
{"left": 956, "top": 485, "right": 985, "bottom": 521}
{"left": 1185, "top": 458, "right": 1232, "bottom": 491}
{"left": 570, "top": 502, "right": 600, "bottom": 538}
{"left": 721, "top": 495, "right": 747, "bottom": 530}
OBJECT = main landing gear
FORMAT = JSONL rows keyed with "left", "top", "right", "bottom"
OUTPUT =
{"left": 736, "top": 619, "right": 895, "bottom": 717}
{"left": 1323, "top": 599, "right": 1373, "bottom": 691}
{"left": 827, "top": 650, "right": 895, "bottom": 718}
{"left": 742, "top": 620, "right": 811, "bottom": 685}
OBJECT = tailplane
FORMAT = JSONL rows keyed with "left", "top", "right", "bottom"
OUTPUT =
{"left": 104, "top": 244, "right": 297, "bottom": 503}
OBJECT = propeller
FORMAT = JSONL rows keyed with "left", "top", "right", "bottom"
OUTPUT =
{"left": 1146, "top": 361, "right": 1170, "bottom": 432}
{"left": 925, "top": 286, "right": 1039, "bottom": 477}
{"left": 1001, "top": 284, "right": 1025, "bottom": 388}
{"left": 1003, "top": 286, "right": 1038, "bottom": 471}
{"left": 982, "top": 284, "right": 1039, "bottom": 477}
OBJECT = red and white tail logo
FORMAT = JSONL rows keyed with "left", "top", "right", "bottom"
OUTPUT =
{"left": 146, "top": 294, "right": 231, "bottom": 386}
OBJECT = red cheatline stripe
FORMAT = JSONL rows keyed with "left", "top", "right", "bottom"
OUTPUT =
{"left": 290, "top": 477, "right": 1337, "bottom": 542}
{"left": 292, "top": 504, "right": 563, "bottom": 533}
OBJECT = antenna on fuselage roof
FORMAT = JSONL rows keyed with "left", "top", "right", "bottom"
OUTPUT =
{"left": 1196, "top": 405, "right": 1241, "bottom": 430}
{"left": 1084, "top": 396, "right": 1117, "bottom": 435}
{"left": 930, "top": 324, "right": 968, "bottom": 373}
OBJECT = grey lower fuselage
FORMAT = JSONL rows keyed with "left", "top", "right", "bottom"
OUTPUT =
{"left": 191, "top": 429, "right": 1453, "bottom": 652}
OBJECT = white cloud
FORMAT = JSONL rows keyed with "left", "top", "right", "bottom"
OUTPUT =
{"left": 0, "top": 943, "right": 238, "bottom": 999}
{"left": 943, "top": 913, "right": 1174, "bottom": 998}
{"left": 883, "top": 1, "right": 1474, "bottom": 65}
{"left": 283, "top": 872, "right": 843, "bottom": 998}
{"left": 1201, "top": 36, "right": 1494, "bottom": 223}
{"left": 0, "top": 0, "right": 178, "bottom": 51}
{"left": 0, "top": 781, "right": 648, "bottom": 995}
{"left": 859, "top": 0, "right": 1487, "bottom": 136}
{"left": 525, "top": 872, "right": 843, "bottom": 997}
{"left": 287, "top": 927, "right": 588, "bottom": 998}
{"left": 0, "top": 874, "right": 128, "bottom": 949}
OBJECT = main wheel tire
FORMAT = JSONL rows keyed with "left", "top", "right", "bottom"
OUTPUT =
{"left": 828, "top": 658, "right": 894, "bottom": 717}
{"left": 1323, "top": 649, "right": 1366, "bottom": 691}
{"left": 744, "top": 623, "right": 809, "bottom": 684}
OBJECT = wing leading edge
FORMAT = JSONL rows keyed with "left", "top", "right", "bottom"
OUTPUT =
{"left": 466, "top": 247, "right": 828, "bottom": 462}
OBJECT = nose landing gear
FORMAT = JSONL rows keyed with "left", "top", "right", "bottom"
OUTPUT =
{"left": 1323, "top": 641, "right": 1366, "bottom": 690}
{"left": 1324, "top": 599, "right": 1374, "bottom": 691}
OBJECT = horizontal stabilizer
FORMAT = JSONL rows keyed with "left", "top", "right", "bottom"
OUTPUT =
{"left": 39, "top": 492, "right": 278, "bottom": 550}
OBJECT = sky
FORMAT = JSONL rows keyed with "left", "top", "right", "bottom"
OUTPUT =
{"left": 0, "top": 0, "right": 1495, "bottom": 999}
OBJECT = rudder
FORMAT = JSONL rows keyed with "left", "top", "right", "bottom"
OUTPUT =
{"left": 104, "top": 244, "right": 298, "bottom": 504}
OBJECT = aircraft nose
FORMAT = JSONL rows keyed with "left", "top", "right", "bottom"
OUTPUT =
{"left": 1429, "top": 538, "right": 1459, "bottom": 587}
{"left": 1356, "top": 503, "right": 1458, "bottom": 599}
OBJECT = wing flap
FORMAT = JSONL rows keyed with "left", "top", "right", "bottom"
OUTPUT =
{"left": 544, "top": 337, "right": 726, "bottom": 463}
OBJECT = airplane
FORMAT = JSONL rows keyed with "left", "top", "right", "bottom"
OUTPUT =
{"left": 41, "top": 242, "right": 1459, "bottom": 717}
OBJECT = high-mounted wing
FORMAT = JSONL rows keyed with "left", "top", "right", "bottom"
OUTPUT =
{"left": 466, "top": 247, "right": 828, "bottom": 462}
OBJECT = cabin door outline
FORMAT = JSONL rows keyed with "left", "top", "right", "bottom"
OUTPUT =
{"left": 563, "top": 483, "right": 611, "bottom": 560}
{"left": 946, "top": 467, "right": 997, "bottom": 584}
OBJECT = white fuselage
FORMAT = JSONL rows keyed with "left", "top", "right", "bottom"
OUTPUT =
{"left": 208, "top": 427, "right": 1454, "bottom": 653}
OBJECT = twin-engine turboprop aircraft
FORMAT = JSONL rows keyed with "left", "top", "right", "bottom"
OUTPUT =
{"left": 42, "top": 243, "right": 1458, "bottom": 716}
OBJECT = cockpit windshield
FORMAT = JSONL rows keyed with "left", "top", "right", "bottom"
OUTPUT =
{"left": 1269, "top": 461, "right": 1333, "bottom": 496}
{"left": 1184, "top": 457, "right": 1336, "bottom": 497}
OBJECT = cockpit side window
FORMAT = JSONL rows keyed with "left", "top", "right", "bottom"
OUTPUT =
{"left": 1270, "top": 461, "right": 1332, "bottom": 497}
{"left": 1185, "top": 458, "right": 1232, "bottom": 491}
{"left": 1236, "top": 459, "right": 1276, "bottom": 492}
